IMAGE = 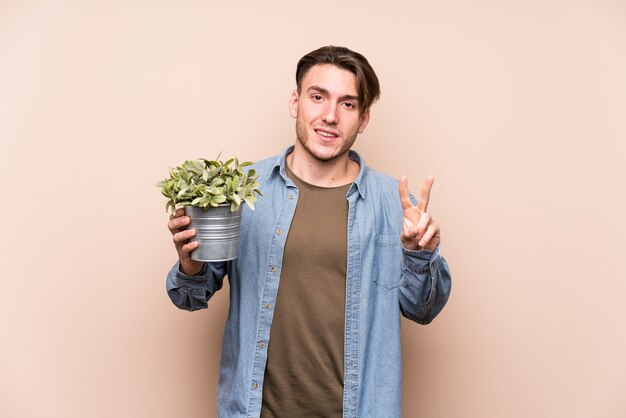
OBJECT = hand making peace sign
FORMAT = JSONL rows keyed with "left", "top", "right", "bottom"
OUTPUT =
{"left": 399, "top": 175, "right": 441, "bottom": 252}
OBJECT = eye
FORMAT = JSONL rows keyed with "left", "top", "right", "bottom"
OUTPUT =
{"left": 343, "top": 102, "right": 356, "bottom": 109}
{"left": 312, "top": 95, "right": 323, "bottom": 101}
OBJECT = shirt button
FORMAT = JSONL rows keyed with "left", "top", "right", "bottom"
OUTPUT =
{"left": 276, "top": 229, "right": 283, "bottom": 235}
{"left": 252, "top": 382, "right": 259, "bottom": 389}
{"left": 265, "top": 303, "right": 271, "bottom": 309}
{"left": 259, "top": 342, "right": 265, "bottom": 349}
{"left": 270, "top": 265, "right": 276, "bottom": 272}
{"left": 288, "top": 193, "right": 295, "bottom": 199}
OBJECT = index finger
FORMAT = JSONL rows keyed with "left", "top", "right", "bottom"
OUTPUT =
{"left": 417, "top": 176, "right": 435, "bottom": 214}
{"left": 398, "top": 175, "right": 414, "bottom": 210}
{"left": 169, "top": 207, "right": 185, "bottom": 220}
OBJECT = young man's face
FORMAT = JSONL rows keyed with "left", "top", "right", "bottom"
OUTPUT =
{"left": 289, "top": 64, "right": 370, "bottom": 163}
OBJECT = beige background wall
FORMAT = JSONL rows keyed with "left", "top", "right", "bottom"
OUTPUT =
{"left": 1, "top": 0, "right": 625, "bottom": 417}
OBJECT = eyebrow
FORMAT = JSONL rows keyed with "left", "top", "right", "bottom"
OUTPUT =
{"left": 307, "top": 85, "right": 360, "bottom": 102}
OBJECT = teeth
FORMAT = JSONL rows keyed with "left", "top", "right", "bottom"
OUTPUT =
{"left": 317, "top": 130, "right": 336, "bottom": 137}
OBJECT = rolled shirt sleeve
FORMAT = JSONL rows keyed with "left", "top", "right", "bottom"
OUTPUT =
{"left": 166, "top": 261, "right": 227, "bottom": 311}
{"left": 399, "top": 243, "right": 452, "bottom": 324}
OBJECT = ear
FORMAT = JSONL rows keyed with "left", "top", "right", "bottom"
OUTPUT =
{"left": 357, "top": 109, "right": 371, "bottom": 134}
{"left": 288, "top": 89, "right": 299, "bottom": 118}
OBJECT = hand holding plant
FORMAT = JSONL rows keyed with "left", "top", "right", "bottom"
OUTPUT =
{"left": 158, "top": 156, "right": 263, "bottom": 267}
{"left": 168, "top": 208, "right": 204, "bottom": 275}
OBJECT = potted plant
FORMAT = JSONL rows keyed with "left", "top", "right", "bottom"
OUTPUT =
{"left": 156, "top": 156, "right": 262, "bottom": 262}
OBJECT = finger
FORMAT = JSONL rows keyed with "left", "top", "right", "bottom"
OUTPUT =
{"left": 419, "top": 222, "right": 439, "bottom": 247}
{"left": 398, "top": 175, "right": 414, "bottom": 210}
{"left": 402, "top": 216, "right": 422, "bottom": 240}
{"left": 173, "top": 228, "right": 196, "bottom": 245}
{"left": 400, "top": 227, "right": 415, "bottom": 247}
{"left": 181, "top": 240, "right": 199, "bottom": 254}
{"left": 168, "top": 215, "right": 191, "bottom": 234}
{"left": 414, "top": 212, "right": 431, "bottom": 240}
{"left": 417, "top": 176, "right": 435, "bottom": 214}
{"left": 169, "top": 207, "right": 185, "bottom": 220}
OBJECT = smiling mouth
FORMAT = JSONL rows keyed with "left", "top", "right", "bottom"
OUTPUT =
{"left": 315, "top": 129, "right": 339, "bottom": 138}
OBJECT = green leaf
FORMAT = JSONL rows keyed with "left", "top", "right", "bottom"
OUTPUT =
{"left": 189, "top": 160, "right": 205, "bottom": 174}
{"left": 212, "top": 195, "right": 227, "bottom": 204}
{"left": 244, "top": 196, "right": 256, "bottom": 210}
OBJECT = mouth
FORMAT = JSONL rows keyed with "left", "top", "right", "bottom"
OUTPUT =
{"left": 314, "top": 128, "right": 339, "bottom": 140}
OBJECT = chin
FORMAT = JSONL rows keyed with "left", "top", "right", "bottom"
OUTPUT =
{"left": 301, "top": 137, "right": 336, "bottom": 158}
{"left": 310, "top": 146, "right": 348, "bottom": 162}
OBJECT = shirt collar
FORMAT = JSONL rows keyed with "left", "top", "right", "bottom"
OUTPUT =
{"left": 272, "top": 145, "right": 368, "bottom": 199}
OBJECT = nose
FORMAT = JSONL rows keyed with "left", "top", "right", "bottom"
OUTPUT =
{"left": 322, "top": 102, "right": 338, "bottom": 124}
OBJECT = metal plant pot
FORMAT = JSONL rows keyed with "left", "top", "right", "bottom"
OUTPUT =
{"left": 185, "top": 204, "right": 243, "bottom": 262}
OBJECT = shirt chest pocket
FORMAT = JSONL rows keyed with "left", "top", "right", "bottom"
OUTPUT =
{"left": 372, "top": 234, "right": 403, "bottom": 290}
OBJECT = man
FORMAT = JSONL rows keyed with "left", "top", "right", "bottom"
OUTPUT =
{"left": 166, "top": 46, "right": 452, "bottom": 418}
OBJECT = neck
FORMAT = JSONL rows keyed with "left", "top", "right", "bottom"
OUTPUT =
{"left": 287, "top": 145, "right": 360, "bottom": 187}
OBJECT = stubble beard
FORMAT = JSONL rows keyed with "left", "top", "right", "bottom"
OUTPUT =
{"left": 295, "top": 116, "right": 359, "bottom": 163}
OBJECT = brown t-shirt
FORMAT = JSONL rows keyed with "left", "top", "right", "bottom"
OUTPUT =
{"left": 260, "top": 167, "right": 350, "bottom": 418}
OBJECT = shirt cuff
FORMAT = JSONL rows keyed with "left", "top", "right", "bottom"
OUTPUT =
{"left": 402, "top": 243, "right": 440, "bottom": 269}
{"left": 176, "top": 261, "right": 209, "bottom": 283}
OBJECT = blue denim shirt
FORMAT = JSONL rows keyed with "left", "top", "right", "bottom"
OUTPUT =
{"left": 166, "top": 146, "right": 452, "bottom": 418}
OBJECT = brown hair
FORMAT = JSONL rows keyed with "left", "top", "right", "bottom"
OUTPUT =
{"left": 296, "top": 45, "right": 381, "bottom": 115}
